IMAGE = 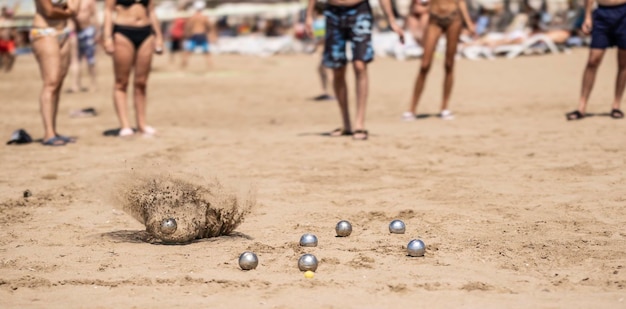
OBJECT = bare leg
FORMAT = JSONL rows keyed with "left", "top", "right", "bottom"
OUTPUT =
{"left": 441, "top": 20, "right": 463, "bottom": 114}
{"left": 2, "top": 53, "right": 16, "bottom": 72}
{"left": 32, "top": 36, "right": 64, "bottom": 142}
{"left": 181, "top": 50, "right": 191, "bottom": 69}
{"left": 133, "top": 35, "right": 155, "bottom": 133}
{"left": 53, "top": 37, "right": 72, "bottom": 130}
{"left": 112, "top": 33, "right": 136, "bottom": 132}
{"left": 613, "top": 49, "right": 626, "bottom": 111}
{"left": 318, "top": 60, "right": 329, "bottom": 95}
{"left": 353, "top": 60, "right": 368, "bottom": 135}
{"left": 204, "top": 51, "right": 212, "bottom": 70}
{"left": 407, "top": 22, "right": 443, "bottom": 115}
{"left": 331, "top": 66, "right": 350, "bottom": 134}
{"left": 577, "top": 48, "right": 606, "bottom": 114}
{"left": 87, "top": 62, "right": 97, "bottom": 91}
{"left": 67, "top": 34, "right": 81, "bottom": 92}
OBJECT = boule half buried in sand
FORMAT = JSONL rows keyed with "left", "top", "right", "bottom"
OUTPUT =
{"left": 119, "top": 174, "right": 255, "bottom": 244}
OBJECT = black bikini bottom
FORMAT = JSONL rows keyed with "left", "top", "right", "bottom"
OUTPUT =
{"left": 113, "top": 24, "right": 154, "bottom": 49}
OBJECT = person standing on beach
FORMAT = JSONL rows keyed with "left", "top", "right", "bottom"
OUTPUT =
{"left": 406, "top": 0, "right": 430, "bottom": 46}
{"left": 566, "top": 0, "right": 626, "bottom": 120}
{"left": 103, "top": 0, "right": 164, "bottom": 137}
{"left": 402, "top": 0, "right": 475, "bottom": 121}
{"left": 181, "top": 1, "right": 213, "bottom": 70}
{"left": 167, "top": 4, "right": 186, "bottom": 66}
{"left": 67, "top": 0, "right": 99, "bottom": 92}
{"left": 31, "top": 0, "right": 80, "bottom": 146}
{"left": 0, "top": 6, "right": 17, "bottom": 73}
{"left": 305, "top": 0, "right": 404, "bottom": 140}
{"left": 310, "top": 2, "right": 334, "bottom": 101}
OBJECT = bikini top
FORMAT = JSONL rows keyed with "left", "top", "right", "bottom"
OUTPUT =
{"left": 116, "top": 0, "right": 149, "bottom": 8}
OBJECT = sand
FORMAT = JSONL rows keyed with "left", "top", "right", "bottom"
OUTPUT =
{"left": 0, "top": 49, "right": 625, "bottom": 308}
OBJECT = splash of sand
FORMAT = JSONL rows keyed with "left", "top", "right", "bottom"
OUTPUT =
{"left": 117, "top": 173, "right": 255, "bottom": 244}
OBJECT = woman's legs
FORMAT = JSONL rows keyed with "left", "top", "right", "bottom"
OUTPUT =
{"left": 112, "top": 33, "right": 136, "bottom": 132}
{"left": 32, "top": 36, "right": 63, "bottom": 142}
{"left": 67, "top": 33, "right": 81, "bottom": 92}
{"left": 441, "top": 20, "right": 463, "bottom": 113}
{"left": 132, "top": 35, "right": 155, "bottom": 133}
{"left": 407, "top": 22, "right": 442, "bottom": 115}
{"left": 53, "top": 36, "right": 72, "bottom": 131}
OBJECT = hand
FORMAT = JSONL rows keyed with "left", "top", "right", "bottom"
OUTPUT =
{"left": 104, "top": 38, "right": 114, "bottom": 55}
{"left": 304, "top": 15, "right": 313, "bottom": 39}
{"left": 154, "top": 37, "right": 164, "bottom": 54}
{"left": 466, "top": 22, "right": 476, "bottom": 36}
{"left": 390, "top": 22, "right": 404, "bottom": 44}
{"left": 581, "top": 16, "right": 592, "bottom": 35}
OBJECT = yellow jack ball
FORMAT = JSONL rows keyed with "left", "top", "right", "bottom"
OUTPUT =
{"left": 304, "top": 270, "right": 315, "bottom": 279}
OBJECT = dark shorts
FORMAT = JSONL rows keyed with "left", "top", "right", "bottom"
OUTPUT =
{"left": 590, "top": 2, "right": 626, "bottom": 49}
{"left": 323, "top": 1, "right": 374, "bottom": 68}
{"left": 170, "top": 38, "right": 183, "bottom": 52}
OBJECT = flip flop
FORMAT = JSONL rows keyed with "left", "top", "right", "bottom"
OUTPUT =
{"left": 70, "top": 107, "right": 97, "bottom": 118}
{"left": 313, "top": 94, "right": 334, "bottom": 101}
{"left": 56, "top": 134, "right": 76, "bottom": 143}
{"left": 610, "top": 109, "right": 624, "bottom": 119}
{"left": 42, "top": 136, "right": 67, "bottom": 146}
{"left": 352, "top": 129, "right": 368, "bottom": 141}
{"left": 328, "top": 128, "right": 352, "bottom": 137}
{"left": 566, "top": 110, "right": 585, "bottom": 121}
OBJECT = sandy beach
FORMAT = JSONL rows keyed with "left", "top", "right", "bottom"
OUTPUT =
{"left": 0, "top": 49, "right": 625, "bottom": 308}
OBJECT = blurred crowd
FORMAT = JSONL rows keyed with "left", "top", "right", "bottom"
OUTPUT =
{"left": 0, "top": 0, "right": 597, "bottom": 68}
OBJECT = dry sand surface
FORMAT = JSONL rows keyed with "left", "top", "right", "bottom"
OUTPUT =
{"left": 1, "top": 49, "right": 625, "bottom": 308}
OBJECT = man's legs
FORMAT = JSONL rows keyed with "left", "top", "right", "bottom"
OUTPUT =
{"left": 322, "top": 6, "right": 351, "bottom": 135}
{"left": 347, "top": 1, "right": 373, "bottom": 139}
{"left": 203, "top": 41, "right": 212, "bottom": 70}
{"left": 613, "top": 48, "right": 626, "bottom": 115}
{"left": 574, "top": 49, "right": 606, "bottom": 116}
{"left": 331, "top": 66, "right": 351, "bottom": 134}
{"left": 352, "top": 60, "right": 368, "bottom": 137}
{"left": 84, "top": 28, "right": 98, "bottom": 91}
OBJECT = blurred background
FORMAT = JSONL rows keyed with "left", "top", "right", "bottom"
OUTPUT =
{"left": 0, "top": 0, "right": 590, "bottom": 59}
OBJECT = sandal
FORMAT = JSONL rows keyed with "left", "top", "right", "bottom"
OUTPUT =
{"left": 56, "top": 134, "right": 76, "bottom": 143}
{"left": 328, "top": 128, "right": 352, "bottom": 137}
{"left": 313, "top": 94, "right": 334, "bottom": 101}
{"left": 566, "top": 110, "right": 585, "bottom": 121}
{"left": 610, "top": 109, "right": 624, "bottom": 119}
{"left": 42, "top": 136, "right": 67, "bottom": 146}
{"left": 352, "top": 129, "right": 368, "bottom": 141}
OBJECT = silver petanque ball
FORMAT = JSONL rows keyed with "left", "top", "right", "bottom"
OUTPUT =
{"left": 298, "top": 254, "right": 318, "bottom": 272}
{"left": 407, "top": 239, "right": 426, "bottom": 257}
{"left": 335, "top": 220, "right": 352, "bottom": 237}
{"left": 160, "top": 218, "right": 177, "bottom": 235}
{"left": 389, "top": 219, "right": 406, "bottom": 234}
{"left": 299, "top": 233, "right": 318, "bottom": 247}
{"left": 238, "top": 251, "right": 259, "bottom": 270}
